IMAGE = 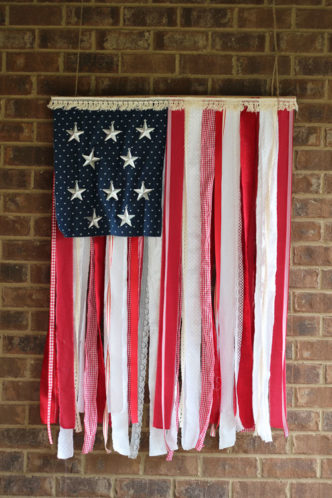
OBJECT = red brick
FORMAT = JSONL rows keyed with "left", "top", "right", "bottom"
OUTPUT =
{"left": 294, "top": 292, "right": 332, "bottom": 313}
{"left": 292, "top": 174, "right": 321, "bottom": 194}
{"left": 10, "top": 6, "right": 62, "bottom": 26}
{"left": 291, "top": 483, "right": 332, "bottom": 498}
{"left": 2, "top": 380, "right": 39, "bottom": 402}
{"left": 287, "top": 315, "right": 320, "bottom": 337}
{"left": 323, "top": 411, "right": 332, "bottom": 430}
{"left": 180, "top": 7, "right": 233, "bottom": 28}
{"left": 293, "top": 434, "right": 332, "bottom": 455}
{"left": 295, "top": 198, "right": 332, "bottom": 218}
{"left": 0, "top": 452, "right": 24, "bottom": 472}
{"left": 287, "top": 363, "right": 321, "bottom": 384}
{"left": 296, "top": 9, "right": 332, "bottom": 29}
{"left": 297, "top": 104, "right": 332, "bottom": 124}
{"left": 0, "top": 357, "right": 28, "bottom": 378}
{"left": 27, "top": 451, "right": 81, "bottom": 473}
{"left": 4, "top": 146, "right": 53, "bottom": 167}
{"left": 0, "top": 263, "right": 28, "bottom": 283}
{"left": 28, "top": 406, "right": 43, "bottom": 427}
{"left": 37, "top": 75, "right": 92, "bottom": 96}
{"left": 277, "top": 32, "right": 325, "bottom": 53}
{"left": 324, "top": 174, "right": 332, "bottom": 194}
{"left": 321, "top": 459, "right": 332, "bottom": 479}
{"left": 0, "top": 475, "right": 53, "bottom": 496}
{"left": 238, "top": 7, "right": 291, "bottom": 28}
{"left": 66, "top": 7, "right": 120, "bottom": 26}
{"left": 325, "top": 128, "right": 332, "bottom": 146}
{"left": 155, "top": 31, "right": 208, "bottom": 51}
{"left": 115, "top": 478, "right": 171, "bottom": 498}
{"left": 0, "top": 311, "right": 28, "bottom": 331}
{"left": 0, "top": 406, "right": 26, "bottom": 426}
{"left": 95, "top": 76, "right": 150, "bottom": 96}
{"left": 229, "top": 432, "right": 287, "bottom": 454}
{"left": 175, "top": 480, "right": 228, "bottom": 498}
{"left": 296, "top": 56, "right": 332, "bottom": 76}
{"left": 64, "top": 53, "right": 119, "bottom": 74}
{"left": 3, "top": 192, "right": 51, "bottom": 214}
{"left": 0, "top": 168, "right": 31, "bottom": 189}
{"left": 3, "top": 335, "right": 45, "bottom": 355}
{"left": 56, "top": 476, "right": 112, "bottom": 497}
{"left": 279, "top": 79, "right": 325, "bottom": 99}
{"left": 236, "top": 55, "right": 290, "bottom": 75}
{"left": 28, "top": 358, "right": 42, "bottom": 379}
{"left": 144, "top": 454, "right": 198, "bottom": 477}
{"left": 202, "top": 456, "right": 257, "bottom": 478}
{"left": 294, "top": 246, "right": 332, "bottom": 265}
{"left": 289, "top": 269, "right": 319, "bottom": 289}
{"left": 293, "top": 126, "right": 321, "bottom": 147}
{"left": 261, "top": 457, "right": 317, "bottom": 478}
{"left": 287, "top": 410, "right": 320, "bottom": 431}
{"left": 30, "top": 264, "right": 50, "bottom": 284}
{"left": 292, "top": 221, "right": 321, "bottom": 242}
{"left": 38, "top": 29, "right": 92, "bottom": 50}
{"left": 321, "top": 270, "right": 332, "bottom": 289}
{"left": 233, "top": 481, "right": 287, "bottom": 498}
{"left": 323, "top": 316, "right": 332, "bottom": 336}
{"left": 85, "top": 454, "right": 140, "bottom": 475}
{"left": 212, "top": 32, "right": 265, "bottom": 52}
{"left": 211, "top": 78, "right": 268, "bottom": 96}
{"left": 33, "top": 169, "right": 53, "bottom": 190}
{"left": 0, "top": 29, "right": 35, "bottom": 49}
{"left": 324, "top": 222, "right": 332, "bottom": 242}
{"left": 295, "top": 387, "right": 332, "bottom": 408}
{"left": 33, "top": 216, "right": 51, "bottom": 237}
{"left": 7, "top": 52, "right": 60, "bottom": 73}
{"left": 297, "top": 340, "right": 332, "bottom": 361}
{"left": 5, "top": 98, "right": 50, "bottom": 119}
{"left": 0, "top": 75, "right": 33, "bottom": 95}
{"left": 31, "top": 310, "right": 49, "bottom": 332}
{"left": 124, "top": 7, "right": 177, "bottom": 27}
{"left": 180, "top": 54, "right": 232, "bottom": 75}
{"left": 153, "top": 77, "right": 208, "bottom": 95}
{"left": 122, "top": 54, "right": 175, "bottom": 74}
{"left": 36, "top": 122, "right": 53, "bottom": 143}
{"left": 2, "top": 287, "right": 49, "bottom": 308}
{"left": 96, "top": 30, "right": 151, "bottom": 50}
{"left": 0, "top": 215, "right": 31, "bottom": 236}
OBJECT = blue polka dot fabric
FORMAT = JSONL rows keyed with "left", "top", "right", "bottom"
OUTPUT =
{"left": 53, "top": 108, "right": 168, "bottom": 237}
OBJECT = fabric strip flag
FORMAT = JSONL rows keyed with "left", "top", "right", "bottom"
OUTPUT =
{"left": 41, "top": 96, "right": 297, "bottom": 459}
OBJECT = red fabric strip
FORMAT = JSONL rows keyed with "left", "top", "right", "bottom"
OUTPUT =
{"left": 269, "top": 110, "right": 293, "bottom": 433}
{"left": 40, "top": 331, "right": 59, "bottom": 425}
{"left": 153, "top": 110, "right": 185, "bottom": 430}
{"left": 128, "top": 237, "right": 140, "bottom": 424}
{"left": 237, "top": 109, "right": 259, "bottom": 429}
{"left": 82, "top": 241, "right": 99, "bottom": 454}
{"left": 196, "top": 109, "right": 216, "bottom": 450}
{"left": 210, "top": 110, "right": 223, "bottom": 427}
{"left": 55, "top": 225, "right": 76, "bottom": 429}
{"left": 93, "top": 237, "right": 106, "bottom": 425}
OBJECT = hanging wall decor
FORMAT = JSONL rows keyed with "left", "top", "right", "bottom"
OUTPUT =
{"left": 40, "top": 96, "right": 297, "bottom": 460}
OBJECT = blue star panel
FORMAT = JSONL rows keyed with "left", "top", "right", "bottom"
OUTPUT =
{"left": 53, "top": 108, "right": 168, "bottom": 237}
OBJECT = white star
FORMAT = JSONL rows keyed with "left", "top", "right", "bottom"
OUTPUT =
{"left": 67, "top": 180, "right": 86, "bottom": 201}
{"left": 82, "top": 148, "right": 100, "bottom": 169}
{"left": 117, "top": 205, "right": 135, "bottom": 227}
{"left": 134, "top": 181, "right": 153, "bottom": 201}
{"left": 120, "top": 148, "right": 138, "bottom": 169}
{"left": 66, "top": 122, "right": 84, "bottom": 142}
{"left": 102, "top": 181, "right": 121, "bottom": 201}
{"left": 103, "top": 121, "right": 122, "bottom": 142}
{"left": 136, "top": 119, "right": 154, "bottom": 140}
{"left": 86, "top": 209, "right": 102, "bottom": 229}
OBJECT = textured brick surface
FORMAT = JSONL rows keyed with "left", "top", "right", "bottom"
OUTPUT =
{"left": 0, "top": 1, "right": 331, "bottom": 496}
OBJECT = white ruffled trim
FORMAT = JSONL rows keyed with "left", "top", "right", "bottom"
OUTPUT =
{"left": 48, "top": 96, "right": 298, "bottom": 112}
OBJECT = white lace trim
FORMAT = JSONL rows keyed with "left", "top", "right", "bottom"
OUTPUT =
{"left": 48, "top": 96, "right": 298, "bottom": 112}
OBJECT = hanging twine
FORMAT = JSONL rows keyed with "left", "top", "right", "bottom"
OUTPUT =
{"left": 271, "top": 0, "right": 280, "bottom": 97}
{"left": 74, "top": 0, "right": 84, "bottom": 97}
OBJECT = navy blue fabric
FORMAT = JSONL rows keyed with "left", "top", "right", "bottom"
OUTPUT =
{"left": 53, "top": 108, "right": 168, "bottom": 237}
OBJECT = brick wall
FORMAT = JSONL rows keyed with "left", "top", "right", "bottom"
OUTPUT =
{"left": 0, "top": 1, "right": 331, "bottom": 497}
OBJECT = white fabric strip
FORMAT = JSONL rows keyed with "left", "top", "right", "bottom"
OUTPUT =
{"left": 57, "top": 427, "right": 74, "bottom": 459}
{"left": 218, "top": 108, "right": 242, "bottom": 449}
{"left": 253, "top": 107, "right": 279, "bottom": 443}
{"left": 74, "top": 237, "right": 90, "bottom": 414}
{"left": 181, "top": 106, "right": 202, "bottom": 450}
{"left": 130, "top": 240, "right": 149, "bottom": 459}
{"left": 105, "top": 236, "right": 130, "bottom": 455}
